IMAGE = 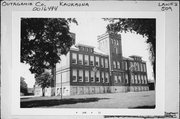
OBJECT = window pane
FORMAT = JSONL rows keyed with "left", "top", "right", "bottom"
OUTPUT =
{"left": 105, "top": 72, "right": 109, "bottom": 83}
{"left": 125, "top": 74, "right": 128, "bottom": 84}
{"left": 117, "top": 62, "right": 120, "bottom": 69}
{"left": 101, "top": 58, "right": 104, "bottom": 67}
{"left": 78, "top": 70, "right": 83, "bottom": 82}
{"left": 144, "top": 75, "right": 147, "bottom": 84}
{"left": 144, "top": 64, "right": 146, "bottom": 72}
{"left": 95, "top": 56, "right": 99, "bottom": 67}
{"left": 72, "top": 69, "right": 77, "bottom": 82}
{"left": 125, "top": 62, "right": 127, "bottom": 70}
{"left": 140, "top": 63, "right": 143, "bottom": 72}
{"left": 78, "top": 54, "right": 83, "bottom": 65}
{"left": 135, "top": 75, "right": 137, "bottom": 84}
{"left": 101, "top": 72, "right": 104, "bottom": 83}
{"left": 91, "top": 71, "right": 95, "bottom": 82}
{"left": 141, "top": 75, "right": 144, "bottom": 84}
{"left": 138, "top": 75, "right": 141, "bottom": 84}
{"left": 85, "top": 70, "right": 89, "bottom": 82}
{"left": 105, "top": 59, "right": 108, "bottom": 68}
{"left": 90, "top": 56, "right": 94, "bottom": 66}
{"left": 72, "top": 53, "right": 77, "bottom": 64}
{"left": 113, "top": 61, "right": 116, "bottom": 68}
{"left": 85, "top": 55, "right": 89, "bottom": 65}
{"left": 96, "top": 71, "right": 100, "bottom": 83}
{"left": 114, "top": 75, "right": 118, "bottom": 83}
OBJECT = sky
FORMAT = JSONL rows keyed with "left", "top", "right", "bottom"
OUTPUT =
{"left": 21, "top": 17, "right": 154, "bottom": 88}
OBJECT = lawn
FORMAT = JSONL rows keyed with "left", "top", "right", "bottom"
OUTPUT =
{"left": 21, "top": 91, "right": 155, "bottom": 108}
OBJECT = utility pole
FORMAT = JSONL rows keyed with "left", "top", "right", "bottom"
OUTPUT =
{"left": 61, "top": 70, "right": 62, "bottom": 99}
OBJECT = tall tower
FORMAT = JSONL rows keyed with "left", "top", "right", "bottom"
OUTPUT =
{"left": 97, "top": 32, "right": 124, "bottom": 92}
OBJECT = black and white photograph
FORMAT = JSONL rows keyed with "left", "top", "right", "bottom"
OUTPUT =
{"left": 1, "top": 1, "right": 179, "bottom": 119}
{"left": 20, "top": 17, "right": 155, "bottom": 109}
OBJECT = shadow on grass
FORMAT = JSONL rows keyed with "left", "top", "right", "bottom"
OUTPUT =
{"left": 21, "top": 97, "right": 109, "bottom": 108}
{"left": 129, "top": 105, "right": 156, "bottom": 109}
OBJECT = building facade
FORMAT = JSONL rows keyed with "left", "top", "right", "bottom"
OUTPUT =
{"left": 55, "top": 32, "right": 149, "bottom": 96}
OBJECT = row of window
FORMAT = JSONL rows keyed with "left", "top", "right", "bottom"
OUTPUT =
{"left": 111, "top": 39, "right": 119, "bottom": 45}
{"left": 114, "top": 73, "right": 129, "bottom": 84}
{"left": 113, "top": 74, "right": 147, "bottom": 84}
{"left": 113, "top": 61, "right": 128, "bottom": 70}
{"left": 72, "top": 69, "right": 109, "bottom": 83}
{"left": 131, "top": 74, "right": 148, "bottom": 84}
{"left": 133, "top": 57, "right": 142, "bottom": 61}
{"left": 79, "top": 46, "right": 93, "bottom": 53}
{"left": 72, "top": 53, "right": 109, "bottom": 68}
{"left": 129, "top": 62, "right": 146, "bottom": 72}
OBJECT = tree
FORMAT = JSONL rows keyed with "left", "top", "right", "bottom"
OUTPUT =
{"left": 35, "top": 71, "right": 52, "bottom": 96}
{"left": 104, "top": 18, "right": 156, "bottom": 80}
{"left": 21, "top": 18, "right": 77, "bottom": 75}
{"left": 20, "top": 77, "right": 28, "bottom": 95}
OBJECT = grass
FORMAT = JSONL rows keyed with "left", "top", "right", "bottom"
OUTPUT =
{"left": 20, "top": 91, "right": 155, "bottom": 108}
{"left": 21, "top": 97, "right": 109, "bottom": 108}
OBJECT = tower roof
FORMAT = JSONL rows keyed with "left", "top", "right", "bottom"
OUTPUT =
{"left": 75, "top": 43, "right": 95, "bottom": 48}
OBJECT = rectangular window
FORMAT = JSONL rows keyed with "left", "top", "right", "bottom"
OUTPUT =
{"left": 140, "top": 63, "right": 143, "bottom": 72}
{"left": 144, "top": 75, "right": 147, "bottom": 84}
{"left": 96, "top": 71, "right": 100, "bottom": 83}
{"left": 101, "top": 58, "right": 104, "bottom": 67}
{"left": 136, "top": 62, "right": 138, "bottom": 71}
{"left": 95, "top": 56, "right": 99, "bottom": 67}
{"left": 142, "top": 78, "right": 144, "bottom": 84}
{"left": 87, "top": 48, "right": 89, "bottom": 52}
{"left": 143, "top": 64, "right": 146, "bottom": 72}
{"left": 125, "top": 74, "right": 128, "bottom": 84}
{"left": 101, "top": 72, "right": 104, "bottom": 83}
{"left": 136, "top": 62, "right": 139, "bottom": 71}
{"left": 90, "top": 71, "right": 95, "bottom": 82}
{"left": 129, "top": 62, "right": 133, "bottom": 71}
{"left": 84, "top": 55, "right": 89, "bottom": 66}
{"left": 78, "top": 54, "right": 83, "bottom": 65}
{"left": 117, "top": 61, "right": 120, "bottom": 69}
{"left": 90, "top": 48, "right": 93, "bottom": 53}
{"left": 138, "top": 63, "right": 141, "bottom": 71}
{"left": 118, "top": 75, "right": 122, "bottom": 83}
{"left": 113, "top": 61, "right": 116, "bottom": 68}
{"left": 131, "top": 74, "right": 134, "bottom": 84}
{"left": 135, "top": 75, "right": 137, "bottom": 84}
{"left": 138, "top": 75, "right": 141, "bottom": 84}
{"left": 125, "top": 62, "right": 128, "bottom": 70}
{"left": 90, "top": 56, "right": 94, "bottom": 66}
{"left": 105, "top": 59, "right": 108, "bottom": 68}
{"left": 141, "top": 75, "right": 144, "bottom": 84}
{"left": 85, "top": 70, "right": 89, "bottom": 82}
{"left": 72, "top": 69, "right": 77, "bottom": 82}
{"left": 105, "top": 72, "right": 109, "bottom": 83}
{"left": 114, "top": 75, "right": 118, "bottom": 83}
{"left": 122, "top": 61, "right": 124, "bottom": 70}
{"left": 138, "top": 63, "right": 140, "bottom": 71}
{"left": 72, "top": 53, "right": 77, "bottom": 64}
{"left": 78, "top": 70, "right": 83, "bottom": 82}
